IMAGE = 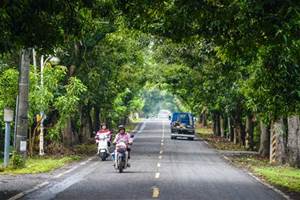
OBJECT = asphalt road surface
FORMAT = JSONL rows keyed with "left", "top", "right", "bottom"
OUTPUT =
{"left": 22, "top": 119, "right": 284, "bottom": 200}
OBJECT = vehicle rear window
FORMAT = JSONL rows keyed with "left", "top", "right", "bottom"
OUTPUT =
{"left": 172, "top": 113, "right": 192, "bottom": 125}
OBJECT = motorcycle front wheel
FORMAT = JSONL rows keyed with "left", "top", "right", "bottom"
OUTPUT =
{"left": 118, "top": 160, "right": 125, "bottom": 173}
{"left": 99, "top": 153, "right": 106, "bottom": 161}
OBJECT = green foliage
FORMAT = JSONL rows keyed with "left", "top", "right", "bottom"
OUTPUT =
{"left": 118, "top": 0, "right": 300, "bottom": 121}
{"left": 11, "top": 151, "right": 26, "bottom": 169}
{"left": 0, "top": 68, "right": 18, "bottom": 128}
{"left": 55, "top": 77, "right": 87, "bottom": 117}
{"left": 0, "top": 0, "right": 111, "bottom": 52}
{"left": 0, "top": 68, "right": 18, "bottom": 108}
{"left": 29, "top": 65, "right": 67, "bottom": 123}
{"left": 49, "top": 77, "right": 87, "bottom": 140}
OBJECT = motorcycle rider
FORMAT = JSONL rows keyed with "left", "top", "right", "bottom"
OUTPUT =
{"left": 95, "top": 123, "right": 112, "bottom": 146}
{"left": 113, "top": 125, "right": 133, "bottom": 161}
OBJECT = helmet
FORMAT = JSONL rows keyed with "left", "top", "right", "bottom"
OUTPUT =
{"left": 118, "top": 125, "right": 125, "bottom": 131}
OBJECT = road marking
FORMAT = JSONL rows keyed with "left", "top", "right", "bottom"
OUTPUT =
{"left": 54, "top": 157, "right": 93, "bottom": 178}
{"left": 137, "top": 121, "right": 146, "bottom": 134}
{"left": 155, "top": 172, "right": 160, "bottom": 179}
{"left": 159, "top": 155, "right": 162, "bottom": 159}
{"left": 161, "top": 143, "right": 164, "bottom": 146}
{"left": 162, "top": 120, "right": 165, "bottom": 138}
{"left": 247, "top": 172, "right": 291, "bottom": 200}
{"left": 157, "top": 163, "right": 161, "bottom": 168}
{"left": 26, "top": 161, "right": 99, "bottom": 199}
{"left": 160, "top": 150, "right": 163, "bottom": 154}
{"left": 8, "top": 181, "right": 49, "bottom": 200}
{"left": 8, "top": 193, "right": 24, "bottom": 200}
{"left": 9, "top": 157, "right": 95, "bottom": 200}
{"left": 152, "top": 187, "right": 160, "bottom": 198}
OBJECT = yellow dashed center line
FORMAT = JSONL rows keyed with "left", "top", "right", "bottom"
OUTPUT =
{"left": 151, "top": 121, "right": 165, "bottom": 199}
{"left": 152, "top": 187, "right": 160, "bottom": 198}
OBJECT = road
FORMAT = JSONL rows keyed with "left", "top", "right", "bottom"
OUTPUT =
{"left": 21, "top": 119, "right": 284, "bottom": 200}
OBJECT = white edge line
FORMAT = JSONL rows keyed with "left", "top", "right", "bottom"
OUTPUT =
{"left": 54, "top": 167, "right": 77, "bottom": 178}
{"left": 247, "top": 171, "right": 291, "bottom": 200}
{"left": 222, "top": 155, "right": 291, "bottom": 200}
{"left": 8, "top": 181, "right": 49, "bottom": 200}
{"left": 8, "top": 193, "right": 24, "bottom": 200}
{"left": 9, "top": 157, "right": 94, "bottom": 200}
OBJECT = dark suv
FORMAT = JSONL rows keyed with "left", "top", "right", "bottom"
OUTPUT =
{"left": 170, "top": 112, "right": 195, "bottom": 140}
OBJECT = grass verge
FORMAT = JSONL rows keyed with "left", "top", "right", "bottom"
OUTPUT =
{"left": 126, "top": 118, "right": 143, "bottom": 132}
{"left": 196, "top": 126, "right": 246, "bottom": 151}
{"left": 0, "top": 155, "right": 81, "bottom": 175}
{"left": 230, "top": 155, "right": 300, "bottom": 198}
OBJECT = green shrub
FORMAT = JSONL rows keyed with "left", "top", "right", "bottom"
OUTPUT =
{"left": 11, "top": 151, "right": 26, "bottom": 169}
{"left": 73, "top": 144, "right": 95, "bottom": 156}
{"left": 45, "top": 142, "right": 73, "bottom": 155}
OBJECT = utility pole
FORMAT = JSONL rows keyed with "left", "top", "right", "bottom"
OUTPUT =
{"left": 39, "top": 55, "right": 45, "bottom": 156}
{"left": 15, "top": 48, "right": 31, "bottom": 157}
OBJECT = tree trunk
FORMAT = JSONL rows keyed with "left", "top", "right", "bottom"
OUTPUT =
{"left": 16, "top": 48, "right": 31, "bottom": 156}
{"left": 212, "top": 112, "right": 221, "bottom": 136}
{"left": 259, "top": 121, "right": 270, "bottom": 157}
{"left": 80, "top": 119, "right": 91, "bottom": 144}
{"left": 240, "top": 122, "right": 246, "bottom": 146}
{"left": 199, "top": 113, "right": 203, "bottom": 126}
{"left": 202, "top": 112, "right": 207, "bottom": 127}
{"left": 63, "top": 118, "right": 73, "bottom": 147}
{"left": 233, "top": 113, "right": 241, "bottom": 144}
{"left": 287, "top": 116, "right": 300, "bottom": 168}
{"left": 94, "top": 106, "right": 100, "bottom": 132}
{"left": 270, "top": 118, "right": 287, "bottom": 164}
{"left": 233, "top": 126, "right": 240, "bottom": 144}
{"left": 212, "top": 113, "right": 217, "bottom": 136}
{"left": 220, "top": 116, "right": 225, "bottom": 138}
{"left": 227, "top": 116, "right": 234, "bottom": 142}
{"left": 246, "top": 114, "right": 255, "bottom": 150}
{"left": 80, "top": 106, "right": 92, "bottom": 143}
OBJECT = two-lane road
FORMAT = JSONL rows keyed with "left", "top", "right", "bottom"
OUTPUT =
{"left": 22, "top": 119, "right": 284, "bottom": 200}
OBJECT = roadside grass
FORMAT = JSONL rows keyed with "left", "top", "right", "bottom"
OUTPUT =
{"left": 126, "top": 123, "right": 137, "bottom": 132}
{"left": 0, "top": 155, "right": 81, "bottom": 175}
{"left": 126, "top": 118, "right": 143, "bottom": 132}
{"left": 130, "top": 117, "right": 143, "bottom": 124}
{"left": 196, "top": 126, "right": 246, "bottom": 151}
{"left": 231, "top": 155, "right": 300, "bottom": 193}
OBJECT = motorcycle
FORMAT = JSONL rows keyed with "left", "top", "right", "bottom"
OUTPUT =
{"left": 96, "top": 134, "right": 110, "bottom": 161}
{"left": 114, "top": 141, "right": 129, "bottom": 173}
